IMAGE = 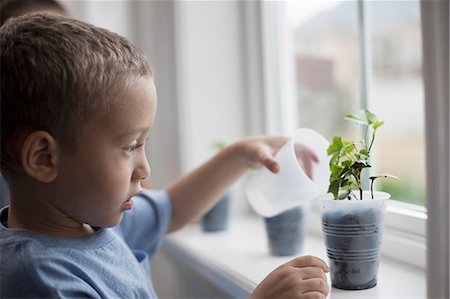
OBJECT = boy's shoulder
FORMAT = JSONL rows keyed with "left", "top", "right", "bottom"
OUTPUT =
{"left": 0, "top": 230, "right": 85, "bottom": 297}
{"left": 0, "top": 222, "right": 157, "bottom": 298}
{"left": 1, "top": 234, "right": 61, "bottom": 295}
{"left": 0, "top": 222, "right": 119, "bottom": 298}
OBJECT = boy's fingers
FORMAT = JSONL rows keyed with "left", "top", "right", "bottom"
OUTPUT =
{"left": 266, "top": 136, "right": 290, "bottom": 151}
{"left": 297, "top": 147, "right": 319, "bottom": 163}
{"left": 310, "top": 151, "right": 320, "bottom": 163}
{"left": 255, "top": 145, "right": 280, "bottom": 173}
{"left": 294, "top": 145, "right": 320, "bottom": 180}
{"left": 301, "top": 277, "right": 329, "bottom": 296}
{"left": 262, "top": 156, "right": 280, "bottom": 173}
{"left": 287, "top": 255, "right": 330, "bottom": 272}
{"left": 298, "top": 266, "right": 327, "bottom": 281}
{"left": 302, "top": 159, "right": 314, "bottom": 180}
{"left": 300, "top": 291, "right": 327, "bottom": 299}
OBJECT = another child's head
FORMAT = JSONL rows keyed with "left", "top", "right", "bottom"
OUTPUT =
{"left": 1, "top": 13, "right": 157, "bottom": 227}
{"left": 0, "top": 0, "right": 67, "bottom": 26}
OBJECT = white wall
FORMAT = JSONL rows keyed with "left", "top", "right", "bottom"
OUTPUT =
{"left": 174, "top": 1, "right": 247, "bottom": 172}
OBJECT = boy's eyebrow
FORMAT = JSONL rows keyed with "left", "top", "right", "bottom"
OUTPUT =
{"left": 115, "top": 127, "right": 151, "bottom": 139}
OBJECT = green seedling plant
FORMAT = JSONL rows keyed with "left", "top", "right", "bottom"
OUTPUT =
{"left": 327, "top": 109, "right": 398, "bottom": 200}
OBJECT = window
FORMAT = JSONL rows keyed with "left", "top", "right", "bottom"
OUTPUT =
{"left": 253, "top": 0, "right": 428, "bottom": 267}
{"left": 285, "top": 0, "right": 426, "bottom": 207}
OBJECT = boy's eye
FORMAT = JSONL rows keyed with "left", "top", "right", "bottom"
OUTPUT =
{"left": 124, "top": 142, "right": 144, "bottom": 153}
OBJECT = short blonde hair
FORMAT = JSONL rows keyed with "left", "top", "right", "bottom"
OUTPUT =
{"left": 0, "top": 13, "right": 152, "bottom": 179}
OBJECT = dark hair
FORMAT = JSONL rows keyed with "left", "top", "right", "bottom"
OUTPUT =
{"left": 0, "top": 12, "right": 152, "bottom": 179}
{"left": 0, "top": 0, "right": 67, "bottom": 26}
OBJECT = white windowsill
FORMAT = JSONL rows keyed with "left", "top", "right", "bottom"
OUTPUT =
{"left": 164, "top": 217, "right": 426, "bottom": 299}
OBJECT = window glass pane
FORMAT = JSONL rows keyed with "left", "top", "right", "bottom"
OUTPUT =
{"left": 286, "top": 0, "right": 426, "bottom": 206}
{"left": 286, "top": 0, "right": 361, "bottom": 143}
{"left": 367, "top": 0, "right": 425, "bottom": 206}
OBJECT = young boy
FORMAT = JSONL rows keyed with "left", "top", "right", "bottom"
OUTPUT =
{"left": 0, "top": 13, "right": 329, "bottom": 298}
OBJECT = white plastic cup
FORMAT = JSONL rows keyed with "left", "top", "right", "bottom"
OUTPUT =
{"left": 320, "top": 191, "right": 390, "bottom": 290}
{"left": 245, "top": 128, "right": 330, "bottom": 217}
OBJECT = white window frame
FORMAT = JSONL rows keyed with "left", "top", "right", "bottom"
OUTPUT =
{"left": 420, "top": 0, "right": 449, "bottom": 297}
{"left": 244, "top": 0, "right": 432, "bottom": 268}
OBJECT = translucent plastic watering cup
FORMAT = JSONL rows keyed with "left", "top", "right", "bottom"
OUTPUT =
{"left": 245, "top": 128, "right": 330, "bottom": 217}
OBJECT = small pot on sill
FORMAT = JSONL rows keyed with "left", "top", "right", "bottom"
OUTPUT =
{"left": 263, "top": 201, "right": 310, "bottom": 256}
{"left": 201, "top": 191, "right": 231, "bottom": 232}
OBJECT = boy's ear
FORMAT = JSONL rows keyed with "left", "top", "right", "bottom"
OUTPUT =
{"left": 21, "top": 131, "right": 59, "bottom": 183}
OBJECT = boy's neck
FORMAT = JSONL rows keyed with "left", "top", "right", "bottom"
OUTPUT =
{"left": 7, "top": 188, "right": 95, "bottom": 238}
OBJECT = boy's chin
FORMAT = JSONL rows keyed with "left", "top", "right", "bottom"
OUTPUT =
{"left": 89, "top": 214, "right": 124, "bottom": 228}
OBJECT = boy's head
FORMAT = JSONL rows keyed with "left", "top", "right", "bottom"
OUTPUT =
{"left": 1, "top": 13, "right": 156, "bottom": 227}
{"left": 0, "top": 0, "right": 67, "bottom": 26}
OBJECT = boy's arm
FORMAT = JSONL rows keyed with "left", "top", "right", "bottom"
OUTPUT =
{"left": 166, "top": 136, "right": 288, "bottom": 232}
{"left": 117, "top": 190, "right": 171, "bottom": 254}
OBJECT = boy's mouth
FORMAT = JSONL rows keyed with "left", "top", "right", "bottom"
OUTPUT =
{"left": 122, "top": 198, "right": 134, "bottom": 211}
{"left": 122, "top": 191, "right": 142, "bottom": 211}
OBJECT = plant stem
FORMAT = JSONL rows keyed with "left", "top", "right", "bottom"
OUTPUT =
{"left": 370, "top": 178, "right": 374, "bottom": 199}
{"left": 368, "top": 130, "right": 377, "bottom": 153}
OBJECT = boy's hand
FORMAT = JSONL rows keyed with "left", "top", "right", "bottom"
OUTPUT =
{"left": 235, "top": 136, "right": 319, "bottom": 177}
{"left": 234, "top": 136, "right": 288, "bottom": 173}
{"left": 250, "top": 256, "right": 330, "bottom": 299}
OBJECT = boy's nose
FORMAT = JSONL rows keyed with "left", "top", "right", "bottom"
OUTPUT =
{"left": 133, "top": 155, "right": 151, "bottom": 182}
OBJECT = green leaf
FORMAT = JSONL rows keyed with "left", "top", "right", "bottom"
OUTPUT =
{"left": 328, "top": 180, "right": 341, "bottom": 199}
{"left": 330, "top": 163, "right": 343, "bottom": 177}
{"left": 327, "top": 136, "right": 343, "bottom": 156}
{"left": 363, "top": 109, "right": 379, "bottom": 125}
{"left": 344, "top": 113, "right": 368, "bottom": 126}
{"left": 344, "top": 109, "right": 381, "bottom": 127}
{"left": 341, "top": 160, "right": 352, "bottom": 168}
{"left": 344, "top": 143, "right": 357, "bottom": 155}
{"left": 359, "top": 149, "right": 369, "bottom": 157}
{"left": 372, "top": 120, "right": 384, "bottom": 130}
{"left": 329, "top": 152, "right": 340, "bottom": 166}
{"left": 342, "top": 139, "right": 351, "bottom": 146}
{"left": 340, "top": 178, "right": 352, "bottom": 189}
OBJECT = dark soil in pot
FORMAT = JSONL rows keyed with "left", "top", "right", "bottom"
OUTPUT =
{"left": 264, "top": 206, "right": 306, "bottom": 256}
{"left": 201, "top": 192, "right": 231, "bottom": 232}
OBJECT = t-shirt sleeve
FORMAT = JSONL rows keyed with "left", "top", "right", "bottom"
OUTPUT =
{"left": 116, "top": 189, "right": 172, "bottom": 257}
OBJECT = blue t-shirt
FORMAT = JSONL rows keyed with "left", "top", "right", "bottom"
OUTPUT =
{"left": 0, "top": 190, "right": 172, "bottom": 298}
